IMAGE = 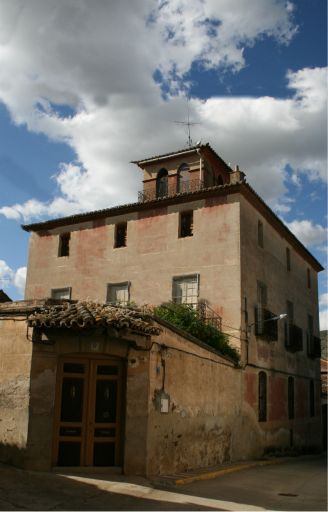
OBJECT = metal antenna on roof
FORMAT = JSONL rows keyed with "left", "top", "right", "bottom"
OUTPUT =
{"left": 174, "top": 96, "right": 200, "bottom": 148}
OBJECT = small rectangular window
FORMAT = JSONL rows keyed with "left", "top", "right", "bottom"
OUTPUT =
{"left": 286, "top": 248, "right": 291, "bottom": 271}
{"left": 307, "top": 268, "right": 311, "bottom": 289}
{"left": 107, "top": 282, "right": 129, "bottom": 305}
{"left": 257, "top": 281, "right": 267, "bottom": 306}
{"left": 286, "top": 300, "right": 294, "bottom": 324}
{"left": 172, "top": 274, "right": 199, "bottom": 307}
{"left": 258, "top": 220, "right": 264, "bottom": 248}
{"left": 258, "top": 372, "right": 267, "bottom": 422}
{"left": 51, "top": 287, "right": 71, "bottom": 300}
{"left": 114, "top": 222, "right": 127, "bottom": 248}
{"left": 179, "top": 211, "right": 193, "bottom": 238}
{"left": 309, "top": 380, "right": 315, "bottom": 417}
{"left": 58, "top": 233, "right": 70, "bottom": 257}
{"left": 288, "top": 376, "right": 294, "bottom": 420}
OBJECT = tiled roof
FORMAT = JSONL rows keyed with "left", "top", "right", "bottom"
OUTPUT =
{"left": 0, "top": 290, "right": 12, "bottom": 303}
{"left": 27, "top": 301, "right": 161, "bottom": 335}
{"left": 131, "top": 143, "right": 233, "bottom": 172}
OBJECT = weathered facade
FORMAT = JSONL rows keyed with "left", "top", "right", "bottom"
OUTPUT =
{"left": 0, "top": 143, "right": 323, "bottom": 474}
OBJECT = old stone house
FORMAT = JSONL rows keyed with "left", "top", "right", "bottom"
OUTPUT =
{"left": 0, "top": 143, "right": 323, "bottom": 474}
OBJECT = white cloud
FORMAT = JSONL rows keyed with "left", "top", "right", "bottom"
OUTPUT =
{"left": 0, "top": 1, "right": 325, "bottom": 224}
{"left": 0, "top": 259, "right": 13, "bottom": 287}
{"left": 320, "top": 293, "right": 328, "bottom": 308}
{"left": 320, "top": 309, "right": 328, "bottom": 331}
{"left": 13, "top": 266, "right": 27, "bottom": 296}
{"left": 0, "top": 260, "right": 26, "bottom": 297}
{"left": 285, "top": 220, "right": 327, "bottom": 247}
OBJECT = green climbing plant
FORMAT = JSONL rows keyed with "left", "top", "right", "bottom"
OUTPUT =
{"left": 153, "top": 302, "right": 240, "bottom": 363}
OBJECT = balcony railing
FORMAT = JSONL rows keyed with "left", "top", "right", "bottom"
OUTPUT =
{"left": 307, "top": 332, "right": 321, "bottom": 358}
{"left": 139, "top": 179, "right": 207, "bottom": 202}
{"left": 172, "top": 300, "right": 222, "bottom": 331}
{"left": 284, "top": 323, "right": 303, "bottom": 352}
{"left": 254, "top": 306, "right": 278, "bottom": 341}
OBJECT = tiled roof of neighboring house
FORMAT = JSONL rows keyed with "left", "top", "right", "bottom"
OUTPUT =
{"left": 0, "top": 290, "right": 12, "bottom": 303}
{"left": 131, "top": 143, "right": 233, "bottom": 172}
{"left": 27, "top": 301, "right": 161, "bottom": 335}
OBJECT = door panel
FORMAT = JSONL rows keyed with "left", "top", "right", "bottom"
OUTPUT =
{"left": 53, "top": 357, "right": 123, "bottom": 467}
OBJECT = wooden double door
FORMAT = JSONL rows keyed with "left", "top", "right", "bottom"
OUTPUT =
{"left": 53, "top": 357, "right": 124, "bottom": 467}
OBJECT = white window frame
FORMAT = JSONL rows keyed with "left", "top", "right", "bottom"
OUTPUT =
{"left": 106, "top": 281, "right": 130, "bottom": 306}
{"left": 51, "top": 287, "right": 72, "bottom": 300}
{"left": 172, "top": 274, "right": 199, "bottom": 307}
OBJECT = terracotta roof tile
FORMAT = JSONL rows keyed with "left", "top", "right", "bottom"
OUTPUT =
{"left": 27, "top": 301, "right": 161, "bottom": 335}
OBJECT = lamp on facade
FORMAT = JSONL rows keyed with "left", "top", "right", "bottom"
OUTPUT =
{"left": 247, "top": 313, "right": 287, "bottom": 335}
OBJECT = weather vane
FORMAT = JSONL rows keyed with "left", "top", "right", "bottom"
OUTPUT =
{"left": 174, "top": 96, "right": 200, "bottom": 148}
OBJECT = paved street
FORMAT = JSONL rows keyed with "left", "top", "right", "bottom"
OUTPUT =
{"left": 174, "top": 455, "right": 327, "bottom": 511}
{"left": 0, "top": 455, "right": 326, "bottom": 510}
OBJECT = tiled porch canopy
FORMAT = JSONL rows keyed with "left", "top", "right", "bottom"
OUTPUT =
{"left": 27, "top": 301, "right": 161, "bottom": 335}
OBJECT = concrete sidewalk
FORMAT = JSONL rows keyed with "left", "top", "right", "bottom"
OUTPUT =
{"left": 151, "top": 456, "right": 290, "bottom": 486}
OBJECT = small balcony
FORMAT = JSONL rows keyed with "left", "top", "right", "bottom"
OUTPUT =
{"left": 284, "top": 323, "right": 303, "bottom": 352}
{"left": 307, "top": 332, "right": 321, "bottom": 358}
{"left": 172, "top": 300, "right": 223, "bottom": 332}
{"left": 138, "top": 178, "right": 206, "bottom": 203}
{"left": 254, "top": 306, "right": 278, "bottom": 341}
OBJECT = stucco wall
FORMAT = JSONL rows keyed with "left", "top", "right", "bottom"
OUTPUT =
{"left": 239, "top": 195, "right": 322, "bottom": 451}
{"left": 0, "top": 317, "right": 32, "bottom": 467}
{"left": 144, "top": 325, "right": 255, "bottom": 476}
{"left": 25, "top": 195, "right": 242, "bottom": 349}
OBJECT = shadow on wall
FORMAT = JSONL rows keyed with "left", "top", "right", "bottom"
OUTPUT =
{"left": 0, "top": 442, "right": 28, "bottom": 469}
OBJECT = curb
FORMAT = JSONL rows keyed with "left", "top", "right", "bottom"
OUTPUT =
{"left": 157, "top": 457, "right": 290, "bottom": 487}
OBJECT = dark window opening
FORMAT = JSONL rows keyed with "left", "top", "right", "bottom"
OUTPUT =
{"left": 114, "top": 223, "right": 127, "bottom": 248}
{"left": 179, "top": 211, "right": 193, "bottom": 238}
{"left": 216, "top": 175, "right": 224, "bottom": 185}
{"left": 258, "top": 221, "right": 264, "bottom": 248}
{"left": 307, "top": 268, "right": 311, "bottom": 289}
{"left": 156, "top": 168, "right": 168, "bottom": 198}
{"left": 288, "top": 376, "right": 294, "bottom": 420}
{"left": 258, "top": 371, "right": 267, "bottom": 422}
{"left": 58, "top": 233, "right": 70, "bottom": 257}
{"left": 310, "top": 380, "right": 315, "bottom": 417}
{"left": 286, "top": 248, "right": 291, "bottom": 271}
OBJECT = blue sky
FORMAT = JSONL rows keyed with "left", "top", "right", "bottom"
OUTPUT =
{"left": 0, "top": 0, "right": 326, "bottom": 326}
